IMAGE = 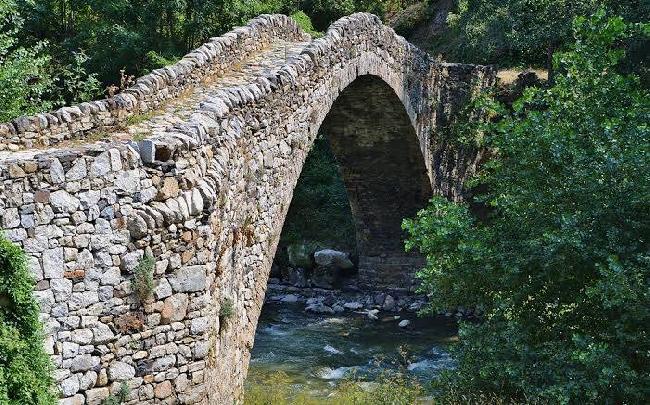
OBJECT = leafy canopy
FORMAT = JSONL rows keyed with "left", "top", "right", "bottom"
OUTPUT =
{"left": 448, "top": 0, "right": 648, "bottom": 68}
{"left": 404, "top": 10, "right": 649, "bottom": 403}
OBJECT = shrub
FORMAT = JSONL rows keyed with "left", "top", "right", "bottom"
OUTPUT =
{"left": 132, "top": 255, "right": 155, "bottom": 302}
{"left": 244, "top": 371, "right": 424, "bottom": 404}
{"left": 0, "top": 0, "right": 53, "bottom": 121}
{"left": 0, "top": 235, "right": 56, "bottom": 403}
{"left": 219, "top": 297, "right": 235, "bottom": 333}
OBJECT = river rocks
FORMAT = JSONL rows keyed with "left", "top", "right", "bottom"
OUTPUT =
{"left": 0, "top": 8, "right": 493, "bottom": 403}
{"left": 382, "top": 295, "right": 396, "bottom": 311}
{"left": 280, "top": 294, "right": 299, "bottom": 303}
{"left": 305, "top": 303, "right": 335, "bottom": 314}
{"left": 343, "top": 301, "right": 363, "bottom": 310}
{"left": 286, "top": 267, "right": 308, "bottom": 288}
{"left": 398, "top": 319, "right": 411, "bottom": 328}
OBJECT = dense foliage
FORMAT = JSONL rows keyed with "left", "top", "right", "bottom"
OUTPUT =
{"left": 0, "top": 0, "right": 52, "bottom": 121}
{"left": 447, "top": 0, "right": 648, "bottom": 73}
{"left": 1, "top": 0, "right": 416, "bottom": 122}
{"left": 0, "top": 236, "right": 56, "bottom": 404}
{"left": 404, "top": 11, "right": 649, "bottom": 403}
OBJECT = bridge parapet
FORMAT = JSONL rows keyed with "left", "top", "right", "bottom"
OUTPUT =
{"left": 0, "top": 14, "right": 306, "bottom": 152}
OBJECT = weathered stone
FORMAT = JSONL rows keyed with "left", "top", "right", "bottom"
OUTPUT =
{"left": 42, "top": 248, "right": 64, "bottom": 279}
{"left": 68, "top": 354, "right": 99, "bottom": 372}
{"left": 0, "top": 12, "right": 495, "bottom": 404}
{"left": 114, "top": 170, "right": 140, "bottom": 193}
{"left": 154, "top": 278, "right": 173, "bottom": 299}
{"left": 382, "top": 295, "right": 396, "bottom": 312}
{"left": 66, "top": 159, "right": 87, "bottom": 181}
{"left": 154, "top": 380, "right": 173, "bottom": 399}
{"left": 92, "top": 323, "right": 115, "bottom": 344}
{"left": 161, "top": 294, "right": 189, "bottom": 324}
{"left": 50, "top": 190, "right": 80, "bottom": 213}
{"left": 85, "top": 387, "right": 110, "bottom": 405}
{"left": 127, "top": 215, "right": 148, "bottom": 240}
{"left": 108, "top": 361, "right": 135, "bottom": 381}
{"left": 60, "top": 374, "right": 80, "bottom": 396}
{"left": 314, "top": 249, "right": 354, "bottom": 270}
{"left": 157, "top": 177, "right": 179, "bottom": 200}
{"left": 169, "top": 266, "right": 207, "bottom": 292}
{"left": 50, "top": 159, "right": 65, "bottom": 183}
{"left": 34, "top": 190, "right": 50, "bottom": 203}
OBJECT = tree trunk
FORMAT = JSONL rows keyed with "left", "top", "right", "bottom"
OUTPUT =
{"left": 547, "top": 43, "right": 555, "bottom": 85}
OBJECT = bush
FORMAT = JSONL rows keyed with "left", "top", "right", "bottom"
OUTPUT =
{"left": 0, "top": 235, "right": 56, "bottom": 403}
{"left": 101, "top": 382, "right": 130, "bottom": 405}
{"left": 219, "top": 297, "right": 235, "bottom": 333}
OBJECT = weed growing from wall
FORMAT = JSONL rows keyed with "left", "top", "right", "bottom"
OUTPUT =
{"left": 132, "top": 255, "right": 155, "bottom": 303}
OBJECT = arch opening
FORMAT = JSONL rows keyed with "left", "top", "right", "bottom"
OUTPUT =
{"left": 320, "top": 75, "right": 432, "bottom": 290}
{"left": 272, "top": 74, "right": 432, "bottom": 291}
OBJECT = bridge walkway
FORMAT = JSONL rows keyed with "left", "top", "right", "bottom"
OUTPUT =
{"left": 0, "top": 38, "right": 309, "bottom": 163}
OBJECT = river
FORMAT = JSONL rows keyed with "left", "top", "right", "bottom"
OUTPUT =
{"left": 245, "top": 302, "right": 458, "bottom": 399}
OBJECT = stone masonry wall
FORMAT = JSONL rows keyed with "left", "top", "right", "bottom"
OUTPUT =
{"left": 0, "top": 13, "right": 494, "bottom": 404}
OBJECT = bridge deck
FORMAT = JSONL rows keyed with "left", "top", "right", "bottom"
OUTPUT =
{"left": 0, "top": 38, "right": 309, "bottom": 163}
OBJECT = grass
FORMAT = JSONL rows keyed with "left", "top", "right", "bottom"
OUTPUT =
{"left": 245, "top": 372, "right": 424, "bottom": 405}
{"left": 125, "top": 111, "right": 157, "bottom": 127}
{"left": 497, "top": 68, "right": 548, "bottom": 86}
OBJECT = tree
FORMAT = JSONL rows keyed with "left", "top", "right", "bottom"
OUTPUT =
{"left": 0, "top": 235, "right": 56, "bottom": 403}
{"left": 0, "top": 0, "right": 52, "bottom": 121}
{"left": 448, "top": 0, "right": 648, "bottom": 78}
{"left": 404, "top": 11, "right": 649, "bottom": 402}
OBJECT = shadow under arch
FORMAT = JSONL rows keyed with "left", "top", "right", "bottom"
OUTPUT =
{"left": 315, "top": 74, "right": 432, "bottom": 290}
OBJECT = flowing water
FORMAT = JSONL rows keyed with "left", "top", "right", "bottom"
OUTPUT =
{"left": 245, "top": 302, "right": 458, "bottom": 399}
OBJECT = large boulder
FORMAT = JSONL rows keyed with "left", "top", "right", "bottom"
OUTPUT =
{"left": 314, "top": 249, "right": 354, "bottom": 269}
{"left": 311, "top": 249, "right": 354, "bottom": 289}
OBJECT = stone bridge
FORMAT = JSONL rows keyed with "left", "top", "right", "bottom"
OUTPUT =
{"left": 0, "top": 13, "right": 493, "bottom": 404}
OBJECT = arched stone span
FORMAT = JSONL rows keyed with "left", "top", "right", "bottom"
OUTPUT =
{"left": 0, "top": 13, "right": 494, "bottom": 404}
{"left": 320, "top": 75, "right": 432, "bottom": 289}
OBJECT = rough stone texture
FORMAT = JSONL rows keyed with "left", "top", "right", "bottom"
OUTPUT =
{"left": 0, "top": 12, "right": 494, "bottom": 404}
